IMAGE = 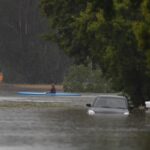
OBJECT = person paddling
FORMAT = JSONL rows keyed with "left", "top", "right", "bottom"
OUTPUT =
{"left": 50, "top": 84, "right": 56, "bottom": 93}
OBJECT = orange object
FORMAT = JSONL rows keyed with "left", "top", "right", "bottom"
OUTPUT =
{"left": 0, "top": 72, "right": 3, "bottom": 82}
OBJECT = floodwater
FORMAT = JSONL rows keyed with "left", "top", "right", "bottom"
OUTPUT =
{"left": 0, "top": 88, "right": 150, "bottom": 150}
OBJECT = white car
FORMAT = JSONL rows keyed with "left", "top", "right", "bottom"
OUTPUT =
{"left": 86, "top": 95, "right": 129, "bottom": 116}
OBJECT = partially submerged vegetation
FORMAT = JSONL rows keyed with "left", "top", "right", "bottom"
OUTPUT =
{"left": 0, "top": 101, "right": 70, "bottom": 109}
{"left": 63, "top": 64, "right": 114, "bottom": 93}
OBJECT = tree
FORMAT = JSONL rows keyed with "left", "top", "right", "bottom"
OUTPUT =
{"left": 131, "top": 0, "right": 150, "bottom": 104}
{"left": 40, "top": 0, "right": 150, "bottom": 107}
{"left": 40, "top": 0, "right": 89, "bottom": 64}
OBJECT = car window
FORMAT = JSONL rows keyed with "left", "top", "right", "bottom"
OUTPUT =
{"left": 93, "top": 97, "right": 127, "bottom": 109}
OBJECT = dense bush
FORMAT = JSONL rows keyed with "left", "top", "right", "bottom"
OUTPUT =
{"left": 63, "top": 65, "right": 114, "bottom": 93}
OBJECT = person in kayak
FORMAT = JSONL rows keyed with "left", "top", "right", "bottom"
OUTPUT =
{"left": 50, "top": 84, "right": 56, "bottom": 93}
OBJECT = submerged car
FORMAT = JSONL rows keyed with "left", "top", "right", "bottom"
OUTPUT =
{"left": 86, "top": 95, "right": 129, "bottom": 116}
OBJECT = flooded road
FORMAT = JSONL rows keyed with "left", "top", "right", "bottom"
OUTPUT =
{"left": 0, "top": 107, "right": 150, "bottom": 150}
{"left": 0, "top": 88, "right": 150, "bottom": 150}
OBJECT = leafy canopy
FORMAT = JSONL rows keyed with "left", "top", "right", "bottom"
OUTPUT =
{"left": 40, "top": 0, "right": 150, "bottom": 107}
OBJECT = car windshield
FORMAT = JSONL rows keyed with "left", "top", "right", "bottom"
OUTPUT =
{"left": 93, "top": 96, "right": 127, "bottom": 109}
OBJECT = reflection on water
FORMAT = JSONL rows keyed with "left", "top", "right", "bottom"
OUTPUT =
{"left": 0, "top": 107, "right": 150, "bottom": 150}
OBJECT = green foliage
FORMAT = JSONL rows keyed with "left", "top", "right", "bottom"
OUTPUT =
{"left": 40, "top": 0, "right": 150, "bottom": 107}
{"left": 132, "top": 0, "right": 150, "bottom": 74}
{"left": 63, "top": 65, "right": 113, "bottom": 92}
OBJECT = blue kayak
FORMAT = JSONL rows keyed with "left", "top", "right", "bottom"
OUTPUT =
{"left": 17, "top": 91, "right": 81, "bottom": 96}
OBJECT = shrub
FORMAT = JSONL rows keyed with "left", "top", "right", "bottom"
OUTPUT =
{"left": 63, "top": 65, "right": 114, "bottom": 93}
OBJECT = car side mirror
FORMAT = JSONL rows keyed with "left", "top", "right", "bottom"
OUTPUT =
{"left": 86, "top": 104, "right": 91, "bottom": 107}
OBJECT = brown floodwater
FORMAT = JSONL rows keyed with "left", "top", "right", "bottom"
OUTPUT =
{"left": 0, "top": 86, "right": 150, "bottom": 150}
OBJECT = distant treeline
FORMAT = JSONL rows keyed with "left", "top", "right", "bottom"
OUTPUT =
{"left": 0, "top": 0, "right": 70, "bottom": 83}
